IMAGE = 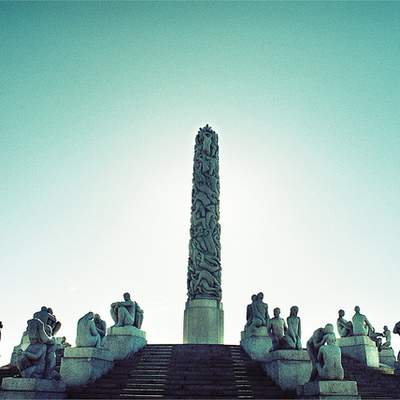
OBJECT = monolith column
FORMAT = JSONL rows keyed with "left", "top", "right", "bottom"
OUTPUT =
{"left": 183, "top": 125, "right": 224, "bottom": 344}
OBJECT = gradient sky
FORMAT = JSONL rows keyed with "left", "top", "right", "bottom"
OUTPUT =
{"left": 1, "top": 1, "right": 399, "bottom": 363}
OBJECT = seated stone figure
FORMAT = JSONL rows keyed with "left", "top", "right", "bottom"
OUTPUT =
{"left": 246, "top": 292, "right": 269, "bottom": 332}
{"left": 244, "top": 294, "right": 258, "bottom": 330}
{"left": 110, "top": 292, "right": 144, "bottom": 328}
{"left": 47, "top": 308, "right": 61, "bottom": 337}
{"left": 76, "top": 312, "right": 102, "bottom": 348}
{"left": 381, "top": 326, "right": 392, "bottom": 350}
{"left": 16, "top": 318, "right": 60, "bottom": 380}
{"left": 352, "top": 306, "right": 374, "bottom": 336}
{"left": 316, "top": 333, "right": 344, "bottom": 381}
{"left": 337, "top": 309, "right": 353, "bottom": 337}
{"left": 267, "top": 308, "right": 288, "bottom": 351}
{"left": 307, "top": 324, "right": 333, "bottom": 382}
{"left": 286, "top": 306, "right": 302, "bottom": 350}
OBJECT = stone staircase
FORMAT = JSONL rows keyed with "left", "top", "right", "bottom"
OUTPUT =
{"left": 342, "top": 355, "right": 400, "bottom": 399}
{"left": 68, "top": 344, "right": 293, "bottom": 399}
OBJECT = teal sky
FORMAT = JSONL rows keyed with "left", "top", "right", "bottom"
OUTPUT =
{"left": 1, "top": 1, "right": 399, "bottom": 362}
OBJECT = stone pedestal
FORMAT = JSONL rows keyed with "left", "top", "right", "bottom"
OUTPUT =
{"left": 379, "top": 348, "right": 396, "bottom": 368}
{"left": 336, "top": 336, "right": 379, "bottom": 367}
{"left": 240, "top": 326, "right": 272, "bottom": 361}
{"left": 104, "top": 326, "right": 147, "bottom": 360}
{"left": 262, "top": 350, "right": 312, "bottom": 391}
{"left": 0, "top": 378, "right": 66, "bottom": 399}
{"left": 296, "top": 381, "right": 360, "bottom": 399}
{"left": 60, "top": 347, "right": 114, "bottom": 387}
{"left": 183, "top": 299, "right": 224, "bottom": 344}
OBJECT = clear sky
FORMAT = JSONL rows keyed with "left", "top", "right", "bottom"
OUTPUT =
{"left": 1, "top": 1, "right": 399, "bottom": 364}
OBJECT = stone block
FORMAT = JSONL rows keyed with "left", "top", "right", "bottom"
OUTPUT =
{"left": 262, "top": 349, "right": 312, "bottom": 391}
{"left": 240, "top": 327, "right": 272, "bottom": 361}
{"left": 104, "top": 326, "right": 147, "bottom": 360}
{"left": 379, "top": 348, "right": 396, "bottom": 368}
{"left": 183, "top": 299, "right": 224, "bottom": 344}
{"left": 297, "top": 380, "right": 360, "bottom": 399}
{"left": 0, "top": 378, "right": 66, "bottom": 399}
{"left": 60, "top": 347, "right": 114, "bottom": 387}
{"left": 336, "top": 336, "right": 379, "bottom": 367}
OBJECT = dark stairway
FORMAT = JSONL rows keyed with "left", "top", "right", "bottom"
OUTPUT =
{"left": 68, "top": 344, "right": 293, "bottom": 399}
{"left": 341, "top": 355, "right": 400, "bottom": 399}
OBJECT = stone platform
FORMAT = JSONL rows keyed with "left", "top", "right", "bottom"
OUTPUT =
{"left": 104, "top": 325, "right": 147, "bottom": 360}
{"left": 60, "top": 346, "right": 114, "bottom": 387}
{"left": 183, "top": 299, "right": 224, "bottom": 344}
{"left": 262, "top": 349, "right": 312, "bottom": 391}
{"left": 296, "top": 380, "right": 360, "bottom": 399}
{"left": 0, "top": 378, "right": 66, "bottom": 399}
{"left": 379, "top": 348, "right": 396, "bottom": 368}
{"left": 336, "top": 335, "right": 379, "bottom": 367}
{"left": 240, "top": 326, "right": 272, "bottom": 361}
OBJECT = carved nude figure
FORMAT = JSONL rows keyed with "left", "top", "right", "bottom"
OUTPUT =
{"left": 94, "top": 314, "right": 107, "bottom": 346}
{"left": 33, "top": 306, "right": 61, "bottom": 337}
{"left": 381, "top": 326, "right": 392, "bottom": 349}
{"left": 316, "top": 333, "right": 344, "bottom": 380}
{"left": 307, "top": 324, "right": 333, "bottom": 382}
{"left": 110, "top": 293, "right": 136, "bottom": 327}
{"left": 337, "top": 309, "right": 353, "bottom": 337}
{"left": 76, "top": 312, "right": 101, "bottom": 348}
{"left": 244, "top": 294, "right": 257, "bottom": 330}
{"left": 16, "top": 318, "right": 59, "bottom": 380}
{"left": 249, "top": 293, "right": 269, "bottom": 330}
{"left": 286, "top": 306, "right": 302, "bottom": 350}
{"left": 268, "top": 308, "right": 288, "bottom": 351}
{"left": 352, "top": 306, "right": 374, "bottom": 336}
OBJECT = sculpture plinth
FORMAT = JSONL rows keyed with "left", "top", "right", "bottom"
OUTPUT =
{"left": 336, "top": 336, "right": 379, "bottom": 367}
{"left": 0, "top": 378, "right": 66, "bottom": 399}
{"left": 183, "top": 125, "right": 224, "bottom": 344}
{"left": 183, "top": 299, "right": 223, "bottom": 344}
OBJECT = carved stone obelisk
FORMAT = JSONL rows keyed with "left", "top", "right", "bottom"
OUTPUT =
{"left": 183, "top": 125, "right": 224, "bottom": 344}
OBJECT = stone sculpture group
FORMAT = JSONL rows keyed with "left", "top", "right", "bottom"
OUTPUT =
{"left": 336, "top": 306, "right": 393, "bottom": 351}
{"left": 12, "top": 292, "right": 144, "bottom": 383}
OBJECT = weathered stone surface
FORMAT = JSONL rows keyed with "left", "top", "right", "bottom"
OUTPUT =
{"left": 104, "top": 326, "right": 147, "bottom": 360}
{"left": 379, "top": 347, "right": 396, "bottom": 368}
{"left": 297, "top": 380, "right": 360, "bottom": 399}
{"left": 183, "top": 299, "right": 223, "bottom": 344}
{"left": 60, "top": 347, "right": 114, "bottom": 387}
{"left": 262, "top": 349, "right": 312, "bottom": 391}
{"left": 240, "top": 326, "right": 272, "bottom": 361}
{"left": 0, "top": 377, "right": 66, "bottom": 399}
{"left": 336, "top": 335, "right": 379, "bottom": 367}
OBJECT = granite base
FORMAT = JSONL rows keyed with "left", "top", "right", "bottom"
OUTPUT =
{"left": 183, "top": 299, "right": 224, "bottom": 344}
{"left": 240, "top": 327, "right": 272, "bottom": 361}
{"left": 296, "top": 381, "right": 360, "bottom": 399}
{"left": 379, "top": 348, "right": 396, "bottom": 368}
{"left": 0, "top": 378, "right": 66, "bottom": 399}
{"left": 336, "top": 336, "right": 379, "bottom": 367}
{"left": 262, "top": 349, "right": 312, "bottom": 391}
{"left": 104, "top": 326, "right": 147, "bottom": 360}
{"left": 60, "top": 347, "right": 114, "bottom": 387}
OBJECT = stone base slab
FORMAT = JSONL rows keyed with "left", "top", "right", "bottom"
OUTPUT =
{"left": 104, "top": 326, "right": 147, "bottom": 360}
{"left": 240, "top": 327, "right": 272, "bottom": 361}
{"left": 379, "top": 348, "right": 396, "bottom": 368}
{"left": 0, "top": 378, "right": 66, "bottom": 399}
{"left": 336, "top": 336, "right": 379, "bottom": 367}
{"left": 60, "top": 347, "right": 114, "bottom": 387}
{"left": 262, "top": 349, "right": 312, "bottom": 391}
{"left": 296, "top": 381, "right": 360, "bottom": 399}
{"left": 183, "top": 299, "right": 224, "bottom": 344}
{"left": 394, "top": 361, "right": 400, "bottom": 376}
